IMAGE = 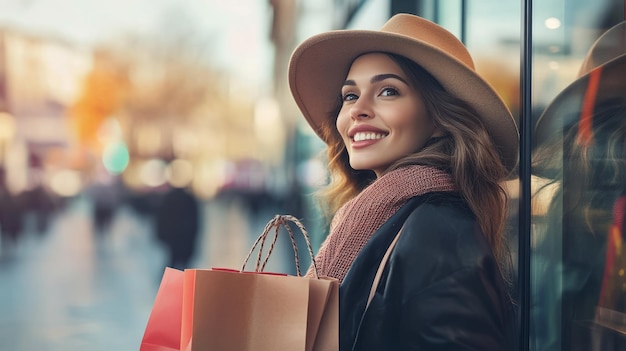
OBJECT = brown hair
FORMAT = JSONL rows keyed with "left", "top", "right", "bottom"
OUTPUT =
{"left": 317, "top": 52, "right": 510, "bottom": 264}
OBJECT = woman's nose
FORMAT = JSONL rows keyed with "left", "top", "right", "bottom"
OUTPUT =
{"left": 350, "top": 97, "right": 373, "bottom": 120}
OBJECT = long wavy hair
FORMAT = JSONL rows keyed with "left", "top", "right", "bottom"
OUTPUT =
{"left": 317, "top": 52, "right": 510, "bottom": 265}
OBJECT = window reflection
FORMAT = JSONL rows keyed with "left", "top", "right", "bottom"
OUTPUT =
{"left": 532, "top": 19, "right": 626, "bottom": 351}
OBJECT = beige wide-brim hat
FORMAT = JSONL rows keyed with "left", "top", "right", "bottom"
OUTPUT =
{"left": 288, "top": 13, "right": 519, "bottom": 173}
{"left": 534, "top": 21, "right": 626, "bottom": 147}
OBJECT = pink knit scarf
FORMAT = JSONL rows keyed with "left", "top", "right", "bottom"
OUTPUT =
{"left": 309, "top": 165, "right": 456, "bottom": 283}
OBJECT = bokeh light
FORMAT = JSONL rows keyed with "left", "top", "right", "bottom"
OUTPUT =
{"left": 102, "top": 140, "right": 130, "bottom": 174}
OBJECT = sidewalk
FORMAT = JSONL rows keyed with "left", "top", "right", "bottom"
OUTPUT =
{"left": 0, "top": 196, "right": 164, "bottom": 351}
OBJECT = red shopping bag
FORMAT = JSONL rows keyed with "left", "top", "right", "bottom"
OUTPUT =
{"left": 140, "top": 267, "right": 184, "bottom": 351}
{"left": 180, "top": 215, "right": 339, "bottom": 351}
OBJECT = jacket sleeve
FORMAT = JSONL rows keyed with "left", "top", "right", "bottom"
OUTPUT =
{"left": 393, "top": 203, "right": 514, "bottom": 350}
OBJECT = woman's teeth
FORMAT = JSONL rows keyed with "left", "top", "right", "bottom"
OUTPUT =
{"left": 353, "top": 132, "right": 386, "bottom": 142}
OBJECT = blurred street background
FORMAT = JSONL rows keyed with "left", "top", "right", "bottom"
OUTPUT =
{"left": 0, "top": 0, "right": 622, "bottom": 349}
{"left": 0, "top": 1, "right": 334, "bottom": 349}
{"left": 0, "top": 192, "right": 290, "bottom": 350}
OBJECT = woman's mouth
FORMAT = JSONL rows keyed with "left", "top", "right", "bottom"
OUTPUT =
{"left": 352, "top": 132, "right": 387, "bottom": 142}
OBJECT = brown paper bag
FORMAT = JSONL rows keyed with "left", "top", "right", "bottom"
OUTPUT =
{"left": 311, "top": 276, "right": 339, "bottom": 350}
{"left": 180, "top": 215, "right": 338, "bottom": 351}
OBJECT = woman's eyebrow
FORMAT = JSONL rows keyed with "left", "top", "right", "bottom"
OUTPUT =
{"left": 371, "top": 73, "right": 408, "bottom": 85}
{"left": 342, "top": 73, "right": 408, "bottom": 87}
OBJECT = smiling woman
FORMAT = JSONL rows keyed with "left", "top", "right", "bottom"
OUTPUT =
{"left": 289, "top": 13, "right": 519, "bottom": 350}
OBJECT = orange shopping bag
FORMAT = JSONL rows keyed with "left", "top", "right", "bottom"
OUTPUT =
{"left": 180, "top": 215, "right": 339, "bottom": 351}
{"left": 140, "top": 267, "right": 184, "bottom": 351}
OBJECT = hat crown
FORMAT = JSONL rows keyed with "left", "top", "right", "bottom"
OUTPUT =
{"left": 380, "top": 14, "right": 475, "bottom": 70}
{"left": 579, "top": 21, "right": 626, "bottom": 76}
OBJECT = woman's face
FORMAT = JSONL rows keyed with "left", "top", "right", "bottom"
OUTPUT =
{"left": 336, "top": 53, "right": 441, "bottom": 176}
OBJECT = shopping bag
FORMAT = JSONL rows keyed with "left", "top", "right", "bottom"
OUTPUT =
{"left": 310, "top": 272, "right": 339, "bottom": 351}
{"left": 140, "top": 267, "right": 184, "bottom": 351}
{"left": 180, "top": 215, "right": 339, "bottom": 351}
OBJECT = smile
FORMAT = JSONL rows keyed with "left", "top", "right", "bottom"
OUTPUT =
{"left": 353, "top": 132, "right": 387, "bottom": 142}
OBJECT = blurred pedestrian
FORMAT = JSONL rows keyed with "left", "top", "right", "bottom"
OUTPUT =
{"left": 0, "top": 170, "right": 23, "bottom": 255}
{"left": 21, "top": 183, "right": 57, "bottom": 236}
{"left": 86, "top": 175, "right": 120, "bottom": 237}
{"left": 155, "top": 184, "right": 200, "bottom": 270}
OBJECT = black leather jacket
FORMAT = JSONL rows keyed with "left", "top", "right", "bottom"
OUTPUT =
{"left": 339, "top": 192, "right": 516, "bottom": 350}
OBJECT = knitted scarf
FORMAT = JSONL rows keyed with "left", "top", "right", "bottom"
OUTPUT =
{"left": 309, "top": 165, "right": 456, "bottom": 283}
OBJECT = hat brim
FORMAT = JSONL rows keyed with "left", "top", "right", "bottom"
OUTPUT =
{"left": 534, "top": 54, "right": 626, "bottom": 148}
{"left": 289, "top": 30, "right": 520, "bottom": 174}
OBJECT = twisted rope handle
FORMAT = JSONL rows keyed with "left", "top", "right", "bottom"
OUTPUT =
{"left": 241, "top": 215, "right": 319, "bottom": 279}
{"left": 260, "top": 219, "right": 297, "bottom": 274}
{"left": 255, "top": 220, "right": 281, "bottom": 273}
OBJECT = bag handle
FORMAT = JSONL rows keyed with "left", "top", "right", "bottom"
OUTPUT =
{"left": 241, "top": 215, "right": 319, "bottom": 278}
{"left": 366, "top": 224, "right": 405, "bottom": 309}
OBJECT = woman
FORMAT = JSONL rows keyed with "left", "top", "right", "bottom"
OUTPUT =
{"left": 289, "top": 14, "right": 519, "bottom": 350}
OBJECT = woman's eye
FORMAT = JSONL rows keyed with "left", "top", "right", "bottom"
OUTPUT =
{"left": 342, "top": 93, "right": 358, "bottom": 101}
{"left": 380, "top": 87, "right": 399, "bottom": 97}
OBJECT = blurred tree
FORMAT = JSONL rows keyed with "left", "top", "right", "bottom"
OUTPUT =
{"left": 68, "top": 7, "right": 264, "bottom": 194}
{"left": 69, "top": 11, "right": 228, "bottom": 158}
{"left": 68, "top": 49, "right": 129, "bottom": 154}
{"left": 118, "top": 13, "right": 261, "bottom": 167}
